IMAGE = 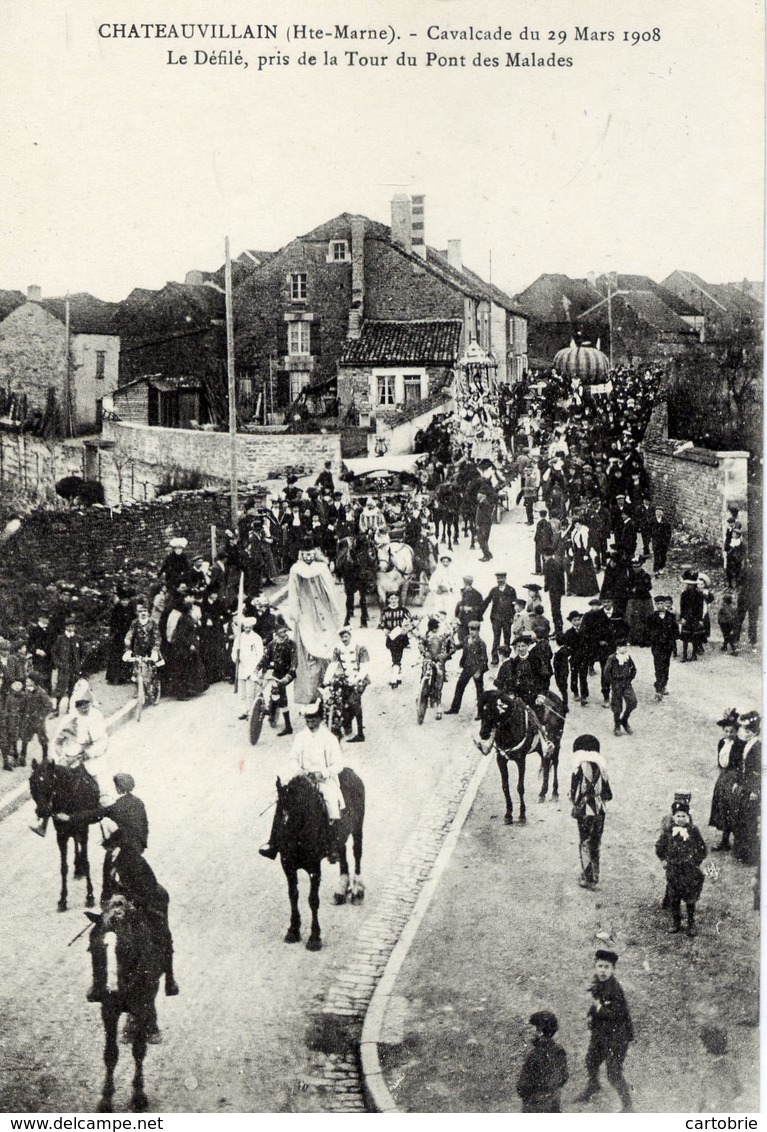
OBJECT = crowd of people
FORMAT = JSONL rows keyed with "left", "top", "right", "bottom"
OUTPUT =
{"left": 1, "top": 360, "right": 760, "bottom": 1104}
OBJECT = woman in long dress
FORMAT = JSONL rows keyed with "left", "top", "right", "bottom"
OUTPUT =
{"left": 708, "top": 710, "right": 744, "bottom": 851}
{"left": 626, "top": 556, "right": 654, "bottom": 645}
{"left": 286, "top": 550, "right": 345, "bottom": 705}
{"left": 569, "top": 516, "right": 599, "bottom": 597}
{"left": 169, "top": 601, "right": 208, "bottom": 700}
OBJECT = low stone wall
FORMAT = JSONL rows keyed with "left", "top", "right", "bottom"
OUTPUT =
{"left": 101, "top": 420, "right": 342, "bottom": 504}
{"left": 3, "top": 491, "right": 232, "bottom": 590}
{"left": 0, "top": 432, "right": 85, "bottom": 507}
{"left": 642, "top": 404, "right": 749, "bottom": 547}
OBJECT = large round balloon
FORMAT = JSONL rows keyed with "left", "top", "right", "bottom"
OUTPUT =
{"left": 553, "top": 343, "right": 610, "bottom": 383}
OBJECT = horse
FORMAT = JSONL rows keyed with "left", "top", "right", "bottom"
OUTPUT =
{"left": 86, "top": 894, "right": 165, "bottom": 1112}
{"left": 335, "top": 534, "right": 373, "bottom": 627}
{"left": 534, "top": 690, "right": 568, "bottom": 801}
{"left": 29, "top": 758, "right": 100, "bottom": 911}
{"left": 273, "top": 767, "right": 365, "bottom": 951}
{"left": 375, "top": 537, "right": 414, "bottom": 608}
{"left": 476, "top": 690, "right": 555, "bottom": 824}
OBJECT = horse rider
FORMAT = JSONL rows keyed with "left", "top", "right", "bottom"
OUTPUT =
{"left": 323, "top": 626, "right": 370, "bottom": 743}
{"left": 259, "top": 698, "right": 346, "bottom": 863}
{"left": 496, "top": 633, "right": 549, "bottom": 708}
{"left": 89, "top": 838, "right": 180, "bottom": 1012}
{"left": 53, "top": 680, "right": 109, "bottom": 765}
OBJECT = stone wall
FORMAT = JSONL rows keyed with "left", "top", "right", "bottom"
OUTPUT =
{"left": 0, "top": 432, "right": 85, "bottom": 506}
{"left": 3, "top": 491, "right": 233, "bottom": 590}
{"left": 100, "top": 420, "right": 341, "bottom": 504}
{"left": 642, "top": 402, "right": 749, "bottom": 548}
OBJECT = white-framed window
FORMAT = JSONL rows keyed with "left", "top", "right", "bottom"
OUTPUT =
{"left": 327, "top": 240, "right": 349, "bottom": 263}
{"left": 289, "top": 371, "right": 310, "bottom": 401}
{"left": 377, "top": 374, "right": 396, "bottom": 406}
{"left": 288, "top": 320, "right": 311, "bottom": 355}
{"left": 290, "top": 273, "right": 307, "bottom": 301}
{"left": 403, "top": 374, "right": 423, "bottom": 404}
{"left": 372, "top": 369, "right": 428, "bottom": 407}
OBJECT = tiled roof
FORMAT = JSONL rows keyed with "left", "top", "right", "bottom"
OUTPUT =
{"left": 39, "top": 293, "right": 118, "bottom": 335}
{"left": 0, "top": 290, "right": 26, "bottom": 320}
{"left": 595, "top": 273, "right": 703, "bottom": 318}
{"left": 339, "top": 319, "right": 462, "bottom": 365}
{"left": 514, "top": 274, "right": 603, "bottom": 322}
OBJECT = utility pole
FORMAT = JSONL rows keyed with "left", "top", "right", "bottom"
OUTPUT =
{"left": 225, "top": 237, "right": 238, "bottom": 528}
{"left": 64, "top": 295, "right": 74, "bottom": 437}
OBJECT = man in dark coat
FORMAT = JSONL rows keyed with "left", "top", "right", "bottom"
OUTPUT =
{"left": 575, "top": 949, "right": 634, "bottom": 1111}
{"left": 542, "top": 551, "right": 566, "bottom": 638}
{"left": 516, "top": 1011, "right": 569, "bottom": 1113}
{"left": 533, "top": 508, "right": 556, "bottom": 575}
{"left": 482, "top": 571, "right": 517, "bottom": 664}
{"left": 600, "top": 550, "right": 631, "bottom": 617}
{"left": 679, "top": 570, "right": 706, "bottom": 661}
{"left": 445, "top": 622, "right": 488, "bottom": 718}
{"left": 650, "top": 506, "right": 672, "bottom": 574}
{"left": 454, "top": 576, "right": 485, "bottom": 646}
{"left": 562, "top": 611, "right": 589, "bottom": 704}
{"left": 27, "top": 610, "right": 56, "bottom": 692}
{"left": 647, "top": 595, "right": 679, "bottom": 700}
{"left": 105, "top": 588, "right": 135, "bottom": 685}
{"left": 495, "top": 633, "right": 547, "bottom": 707}
{"left": 60, "top": 771, "right": 149, "bottom": 857}
{"left": 51, "top": 617, "right": 83, "bottom": 712}
{"left": 475, "top": 476, "right": 498, "bottom": 562}
{"left": 580, "top": 597, "right": 613, "bottom": 701}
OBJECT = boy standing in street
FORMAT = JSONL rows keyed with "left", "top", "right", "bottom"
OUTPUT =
{"left": 575, "top": 949, "right": 634, "bottom": 1112}
{"left": 516, "top": 1010, "right": 569, "bottom": 1112}
{"left": 604, "top": 638, "right": 638, "bottom": 735}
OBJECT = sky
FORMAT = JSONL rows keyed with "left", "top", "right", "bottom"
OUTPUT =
{"left": 1, "top": 0, "right": 764, "bottom": 302}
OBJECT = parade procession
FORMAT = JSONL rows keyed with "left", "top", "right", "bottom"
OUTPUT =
{"left": 0, "top": 326, "right": 761, "bottom": 1114}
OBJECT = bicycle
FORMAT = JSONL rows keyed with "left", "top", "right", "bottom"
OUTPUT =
{"left": 248, "top": 673, "right": 281, "bottom": 746}
{"left": 124, "top": 654, "right": 163, "bottom": 722}
{"left": 416, "top": 656, "right": 443, "bottom": 725}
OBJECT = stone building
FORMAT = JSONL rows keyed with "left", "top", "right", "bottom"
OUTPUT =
{"left": 233, "top": 195, "right": 528, "bottom": 420}
{"left": 0, "top": 287, "right": 119, "bottom": 433}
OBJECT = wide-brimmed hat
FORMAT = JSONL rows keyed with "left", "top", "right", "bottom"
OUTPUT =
{"left": 169, "top": 537, "right": 188, "bottom": 549}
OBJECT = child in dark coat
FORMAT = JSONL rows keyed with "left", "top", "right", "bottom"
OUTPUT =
{"left": 656, "top": 798, "right": 707, "bottom": 937}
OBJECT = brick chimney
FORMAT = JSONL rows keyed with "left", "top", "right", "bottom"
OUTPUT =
{"left": 411, "top": 194, "right": 426, "bottom": 258}
{"left": 391, "top": 193, "right": 412, "bottom": 252}
{"left": 447, "top": 239, "right": 462, "bottom": 272}
{"left": 27, "top": 285, "right": 42, "bottom": 302}
{"left": 348, "top": 216, "right": 366, "bottom": 339}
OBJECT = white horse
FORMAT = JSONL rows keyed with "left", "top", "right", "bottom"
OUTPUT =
{"left": 375, "top": 534, "right": 414, "bottom": 609}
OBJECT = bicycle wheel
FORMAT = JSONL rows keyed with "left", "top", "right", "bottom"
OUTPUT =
{"left": 416, "top": 678, "right": 429, "bottom": 725}
{"left": 136, "top": 671, "right": 145, "bottom": 722}
{"left": 150, "top": 677, "right": 162, "bottom": 707}
{"left": 249, "top": 697, "right": 266, "bottom": 745}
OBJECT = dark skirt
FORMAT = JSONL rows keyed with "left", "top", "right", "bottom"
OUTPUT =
{"left": 570, "top": 549, "right": 599, "bottom": 597}
{"left": 709, "top": 767, "right": 740, "bottom": 831}
{"left": 667, "top": 861, "right": 705, "bottom": 903}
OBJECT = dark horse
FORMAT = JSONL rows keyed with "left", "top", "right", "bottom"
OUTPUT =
{"left": 477, "top": 690, "right": 555, "bottom": 824}
{"left": 86, "top": 894, "right": 164, "bottom": 1112}
{"left": 273, "top": 767, "right": 365, "bottom": 951}
{"left": 29, "top": 758, "right": 100, "bottom": 911}
{"left": 335, "top": 535, "right": 374, "bottom": 627}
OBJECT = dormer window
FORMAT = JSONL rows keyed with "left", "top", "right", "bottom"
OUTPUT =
{"left": 290, "top": 273, "right": 307, "bottom": 301}
{"left": 327, "top": 240, "right": 349, "bottom": 263}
